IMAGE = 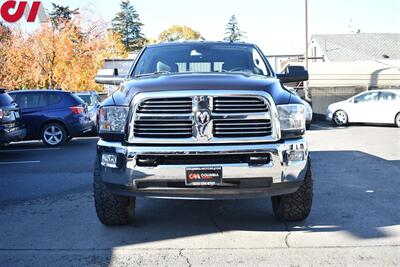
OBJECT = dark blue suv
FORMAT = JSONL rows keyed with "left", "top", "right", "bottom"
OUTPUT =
{"left": 9, "top": 90, "right": 93, "bottom": 146}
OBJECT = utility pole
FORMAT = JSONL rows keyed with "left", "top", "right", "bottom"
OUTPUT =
{"left": 304, "top": 0, "right": 310, "bottom": 101}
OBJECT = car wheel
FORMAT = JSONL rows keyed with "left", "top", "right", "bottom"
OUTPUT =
{"left": 41, "top": 123, "right": 66, "bottom": 147}
{"left": 395, "top": 113, "right": 400, "bottom": 128}
{"left": 333, "top": 110, "right": 348, "bottom": 126}
{"left": 93, "top": 153, "right": 136, "bottom": 226}
{"left": 271, "top": 159, "right": 313, "bottom": 221}
{"left": 306, "top": 122, "right": 311, "bottom": 130}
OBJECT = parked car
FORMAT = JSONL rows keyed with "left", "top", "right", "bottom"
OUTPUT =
{"left": 9, "top": 90, "right": 94, "bottom": 146}
{"left": 74, "top": 92, "right": 101, "bottom": 132}
{"left": 326, "top": 89, "right": 400, "bottom": 127}
{"left": 93, "top": 41, "right": 312, "bottom": 226}
{"left": 0, "top": 89, "right": 26, "bottom": 145}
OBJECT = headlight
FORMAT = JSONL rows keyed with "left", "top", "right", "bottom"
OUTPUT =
{"left": 303, "top": 103, "right": 313, "bottom": 121}
{"left": 277, "top": 104, "right": 306, "bottom": 137}
{"left": 98, "top": 106, "right": 129, "bottom": 133}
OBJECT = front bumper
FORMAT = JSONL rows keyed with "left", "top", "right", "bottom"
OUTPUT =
{"left": 97, "top": 138, "right": 309, "bottom": 200}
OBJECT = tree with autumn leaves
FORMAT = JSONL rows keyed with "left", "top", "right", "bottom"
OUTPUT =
{"left": 158, "top": 25, "right": 203, "bottom": 42}
{"left": 0, "top": 4, "right": 128, "bottom": 92}
{"left": 0, "top": 1, "right": 206, "bottom": 92}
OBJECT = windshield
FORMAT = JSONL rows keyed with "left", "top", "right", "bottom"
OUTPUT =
{"left": 132, "top": 43, "right": 271, "bottom": 77}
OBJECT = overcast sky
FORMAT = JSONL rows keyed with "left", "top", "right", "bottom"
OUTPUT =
{"left": 19, "top": 0, "right": 400, "bottom": 54}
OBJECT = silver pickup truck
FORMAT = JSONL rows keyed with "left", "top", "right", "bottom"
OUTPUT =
{"left": 94, "top": 42, "right": 313, "bottom": 226}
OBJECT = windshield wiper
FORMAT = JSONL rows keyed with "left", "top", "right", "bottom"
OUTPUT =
{"left": 134, "top": 71, "right": 172, "bottom": 78}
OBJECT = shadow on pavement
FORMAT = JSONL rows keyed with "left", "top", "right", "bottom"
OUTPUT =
{"left": 99, "top": 150, "right": 400, "bottom": 244}
{"left": 0, "top": 149, "right": 399, "bottom": 265}
{"left": 307, "top": 121, "right": 398, "bottom": 131}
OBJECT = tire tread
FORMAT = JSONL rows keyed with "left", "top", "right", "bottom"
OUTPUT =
{"left": 93, "top": 154, "right": 135, "bottom": 226}
{"left": 272, "top": 159, "right": 313, "bottom": 221}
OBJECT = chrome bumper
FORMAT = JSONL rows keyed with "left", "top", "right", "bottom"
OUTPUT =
{"left": 97, "top": 138, "right": 309, "bottom": 199}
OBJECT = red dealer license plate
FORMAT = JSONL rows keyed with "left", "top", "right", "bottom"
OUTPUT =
{"left": 186, "top": 167, "right": 223, "bottom": 186}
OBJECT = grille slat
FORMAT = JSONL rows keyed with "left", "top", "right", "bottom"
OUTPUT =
{"left": 138, "top": 109, "right": 192, "bottom": 113}
{"left": 212, "top": 122, "right": 270, "bottom": 126}
{"left": 216, "top": 102, "right": 265, "bottom": 109}
{"left": 214, "top": 126, "right": 271, "bottom": 131}
{"left": 213, "top": 119, "right": 272, "bottom": 138}
{"left": 215, "top": 100, "right": 261, "bottom": 103}
{"left": 140, "top": 104, "right": 192, "bottom": 108}
{"left": 213, "top": 97, "right": 268, "bottom": 114}
{"left": 214, "top": 108, "right": 267, "bottom": 113}
{"left": 138, "top": 97, "right": 192, "bottom": 114}
{"left": 135, "top": 132, "right": 191, "bottom": 136}
{"left": 136, "top": 128, "right": 191, "bottom": 132}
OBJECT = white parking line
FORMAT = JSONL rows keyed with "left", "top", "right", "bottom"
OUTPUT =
{"left": 0, "top": 148, "right": 60, "bottom": 153}
{"left": 0, "top": 161, "right": 41, "bottom": 165}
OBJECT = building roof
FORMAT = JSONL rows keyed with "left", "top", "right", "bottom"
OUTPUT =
{"left": 312, "top": 33, "right": 400, "bottom": 62}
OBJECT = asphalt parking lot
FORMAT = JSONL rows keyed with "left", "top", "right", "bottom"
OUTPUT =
{"left": 0, "top": 122, "right": 399, "bottom": 266}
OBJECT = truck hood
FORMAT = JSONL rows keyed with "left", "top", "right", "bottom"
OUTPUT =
{"left": 109, "top": 73, "right": 295, "bottom": 106}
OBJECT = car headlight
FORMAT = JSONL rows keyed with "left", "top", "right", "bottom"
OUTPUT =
{"left": 277, "top": 104, "right": 306, "bottom": 137}
{"left": 98, "top": 106, "right": 129, "bottom": 133}
{"left": 303, "top": 103, "right": 313, "bottom": 121}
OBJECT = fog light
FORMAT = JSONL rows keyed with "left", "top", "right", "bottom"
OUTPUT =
{"left": 101, "top": 153, "right": 118, "bottom": 168}
{"left": 286, "top": 150, "right": 305, "bottom": 164}
{"left": 248, "top": 154, "right": 271, "bottom": 166}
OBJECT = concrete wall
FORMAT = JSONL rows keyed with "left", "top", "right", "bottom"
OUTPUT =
{"left": 308, "top": 86, "right": 367, "bottom": 119}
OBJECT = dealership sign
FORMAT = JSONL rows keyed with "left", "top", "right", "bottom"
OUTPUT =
{"left": 1, "top": 1, "right": 47, "bottom": 23}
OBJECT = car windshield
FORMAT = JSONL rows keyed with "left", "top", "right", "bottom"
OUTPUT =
{"left": 76, "top": 95, "right": 93, "bottom": 106}
{"left": 132, "top": 43, "right": 271, "bottom": 77}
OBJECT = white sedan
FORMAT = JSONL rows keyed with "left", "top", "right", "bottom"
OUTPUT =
{"left": 326, "top": 89, "right": 400, "bottom": 127}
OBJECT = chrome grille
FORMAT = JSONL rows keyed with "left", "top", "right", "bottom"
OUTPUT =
{"left": 213, "top": 97, "right": 268, "bottom": 113}
{"left": 137, "top": 97, "right": 192, "bottom": 114}
{"left": 134, "top": 120, "right": 192, "bottom": 138}
{"left": 213, "top": 119, "right": 272, "bottom": 138}
{"left": 130, "top": 91, "right": 279, "bottom": 144}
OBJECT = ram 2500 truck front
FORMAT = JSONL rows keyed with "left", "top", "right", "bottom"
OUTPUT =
{"left": 94, "top": 42, "right": 313, "bottom": 226}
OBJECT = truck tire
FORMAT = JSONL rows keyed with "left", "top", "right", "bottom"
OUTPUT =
{"left": 271, "top": 159, "right": 313, "bottom": 221}
{"left": 93, "top": 153, "right": 136, "bottom": 226}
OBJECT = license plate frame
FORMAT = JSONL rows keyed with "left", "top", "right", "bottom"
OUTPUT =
{"left": 186, "top": 166, "right": 223, "bottom": 186}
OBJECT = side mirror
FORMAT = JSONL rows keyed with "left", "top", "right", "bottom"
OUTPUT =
{"left": 277, "top": 66, "right": 309, "bottom": 83}
{"left": 95, "top": 68, "right": 124, "bottom": 85}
